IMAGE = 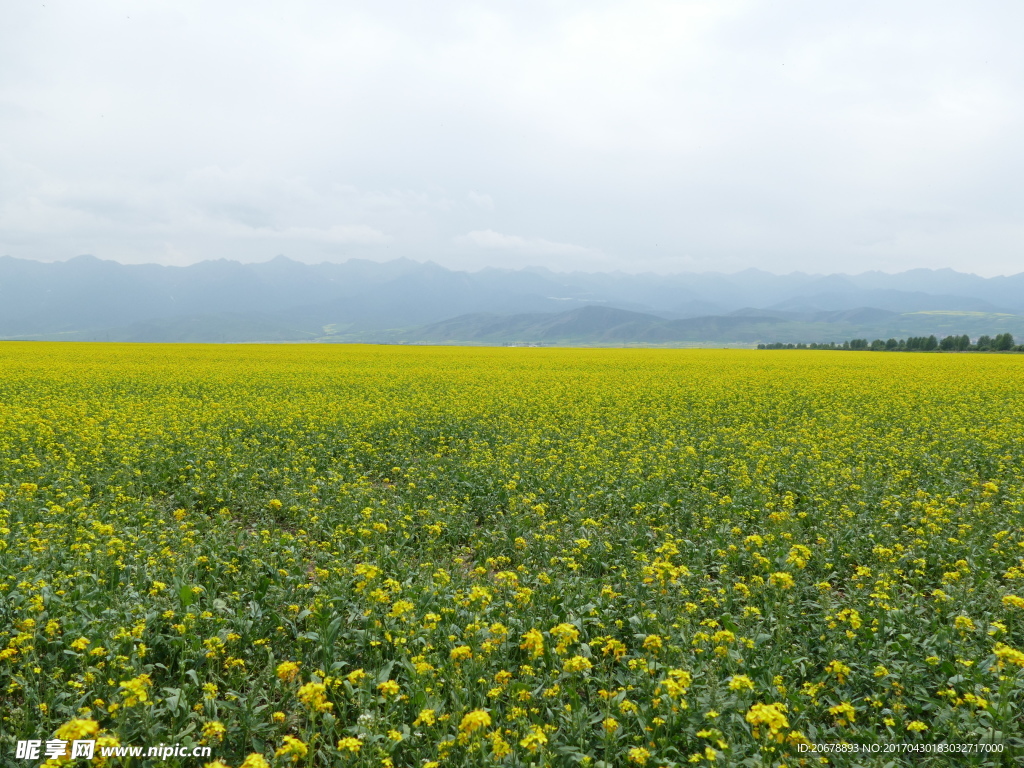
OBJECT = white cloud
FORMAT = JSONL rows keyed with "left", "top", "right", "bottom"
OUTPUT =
{"left": 235, "top": 224, "right": 391, "bottom": 245}
{"left": 467, "top": 191, "right": 494, "bottom": 210}
{"left": 455, "top": 229, "right": 595, "bottom": 256}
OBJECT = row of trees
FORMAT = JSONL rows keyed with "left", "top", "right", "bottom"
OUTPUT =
{"left": 759, "top": 333, "right": 1020, "bottom": 352}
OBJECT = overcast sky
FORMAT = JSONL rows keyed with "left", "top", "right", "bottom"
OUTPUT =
{"left": 2, "top": 1, "right": 1023, "bottom": 275}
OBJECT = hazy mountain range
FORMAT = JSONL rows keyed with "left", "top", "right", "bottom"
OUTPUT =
{"left": 2, "top": 254, "right": 1024, "bottom": 345}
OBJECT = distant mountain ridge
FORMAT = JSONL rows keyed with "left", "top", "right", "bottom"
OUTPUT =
{"left": 1, "top": 254, "right": 1023, "bottom": 344}
{"left": 404, "top": 305, "right": 1024, "bottom": 347}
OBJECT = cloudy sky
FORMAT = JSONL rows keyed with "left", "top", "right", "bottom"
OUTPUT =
{"left": 2, "top": 1, "right": 1023, "bottom": 275}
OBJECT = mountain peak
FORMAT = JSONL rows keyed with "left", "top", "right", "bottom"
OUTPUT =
{"left": 1, "top": 254, "right": 1022, "bottom": 343}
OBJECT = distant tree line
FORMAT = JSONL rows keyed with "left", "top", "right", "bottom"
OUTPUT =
{"left": 758, "top": 333, "right": 1020, "bottom": 352}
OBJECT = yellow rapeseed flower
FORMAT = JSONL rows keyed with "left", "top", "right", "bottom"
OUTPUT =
{"left": 275, "top": 661, "right": 300, "bottom": 683}
{"left": 458, "top": 709, "right": 491, "bottom": 734}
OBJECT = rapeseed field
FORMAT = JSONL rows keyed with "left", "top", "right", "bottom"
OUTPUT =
{"left": 1, "top": 343, "right": 1022, "bottom": 767}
